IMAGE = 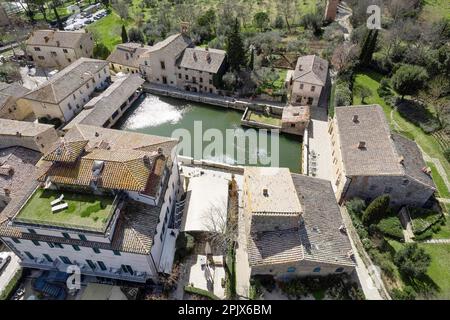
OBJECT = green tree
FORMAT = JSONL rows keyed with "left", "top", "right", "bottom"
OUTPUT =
{"left": 93, "top": 43, "right": 111, "bottom": 60}
{"left": 222, "top": 71, "right": 237, "bottom": 91}
{"left": 359, "top": 29, "right": 378, "bottom": 67}
{"left": 362, "top": 195, "right": 390, "bottom": 226}
{"left": 51, "top": 0, "right": 64, "bottom": 30}
{"left": 354, "top": 83, "right": 372, "bottom": 104}
{"left": 128, "top": 27, "right": 145, "bottom": 43}
{"left": 391, "top": 64, "right": 429, "bottom": 99}
{"left": 253, "top": 12, "right": 270, "bottom": 32}
{"left": 394, "top": 243, "right": 431, "bottom": 278}
{"left": 226, "top": 19, "right": 246, "bottom": 71}
{"left": 121, "top": 25, "right": 128, "bottom": 43}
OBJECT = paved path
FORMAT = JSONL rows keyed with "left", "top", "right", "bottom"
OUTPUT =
{"left": 0, "top": 253, "right": 21, "bottom": 297}
{"left": 423, "top": 239, "right": 450, "bottom": 244}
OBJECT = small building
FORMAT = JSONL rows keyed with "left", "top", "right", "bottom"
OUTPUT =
{"left": 0, "top": 82, "right": 32, "bottom": 120}
{"left": 18, "top": 58, "right": 110, "bottom": 124}
{"left": 107, "top": 43, "right": 152, "bottom": 74}
{"left": 281, "top": 105, "right": 310, "bottom": 136}
{"left": 286, "top": 55, "right": 329, "bottom": 108}
{"left": 63, "top": 73, "right": 144, "bottom": 130}
{"left": 140, "top": 28, "right": 193, "bottom": 86}
{"left": 324, "top": 0, "right": 341, "bottom": 22}
{"left": 0, "top": 124, "right": 181, "bottom": 283}
{"left": 0, "top": 119, "right": 59, "bottom": 153}
{"left": 176, "top": 47, "right": 227, "bottom": 94}
{"left": 26, "top": 30, "right": 94, "bottom": 69}
{"left": 329, "top": 105, "right": 436, "bottom": 207}
{"left": 243, "top": 167, "right": 355, "bottom": 279}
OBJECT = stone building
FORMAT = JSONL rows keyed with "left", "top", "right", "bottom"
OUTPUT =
{"left": 286, "top": 55, "right": 329, "bottom": 108}
{"left": 244, "top": 167, "right": 355, "bottom": 279}
{"left": 0, "top": 125, "right": 181, "bottom": 283}
{"left": 18, "top": 58, "right": 110, "bottom": 124}
{"left": 63, "top": 73, "right": 144, "bottom": 130}
{"left": 107, "top": 43, "right": 152, "bottom": 74}
{"left": 0, "top": 82, "right": 32, "bottom": 121}
{"left": 281, "top": 105, "right": 310, "bottom": 136}
{"left": 175, "top": 47, "right": 227, "bottom": 94}
{"left": 324, "top": 0, "right": 341, "bottom": 21}
{"left": 0, "top": 119, "right": 59, "bottom": 153}
{"left": 26, "top": 30, "right": 94, "bottom": 69}
{"left": 329, "top": 105, "right": 436, "bottom": 207}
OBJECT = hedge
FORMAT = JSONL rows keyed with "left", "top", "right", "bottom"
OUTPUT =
{"left": 0, "top": 268, "right": 23, "bottom": 300}
{"left": 376, "top": 216, "right": 404, "bottom": 240}
{"left": 184, "top": 286, "right": 220, "bottom": 300}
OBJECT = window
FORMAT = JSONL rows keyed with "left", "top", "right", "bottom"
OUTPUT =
{"left": 50, "top": 51, "right": 57, "bottom": 57}
{"left": 54, "top": 243, "right": 63, "bottom": 249}
{"left": 80, "top": 44, "right": 83, "bottom": 49}
{"left": 59, "top": 256, "right": 71, "bottom": 264}
{"left": 113, "top": 250, "right": 121, "bottom": 256}
{"left": 79, "top": 234, "right": 87, "bottom": 241}
{"left": 160, "top": 61, "right": 165, "bottom": 69}
{"left": 311, "top": 86, "right": 316, "bottom": 92}
{"left": 34, "top": 47, "right": 41, "bottom": 51}
{"left": 97, "top": 261, "right": 107, "bottom": 271}
{"left": 43, "top": 254, "right": 53, "bottom": 262}
{"left": 72, "top": 245, "right": 80, "bottom": 251}
{"left": 178, "top": 73, "right": 182, "bottom": 79}
{"left": 307, "top": 97, "right": 314, "bottom": 105}
{"left": 93, "top": 247, "right": 100, "bottom": 254}
{"left": 313, "top": 267, "right": 321, "bottom": 273}
{"left": 209, "top": 79, "right": 212, "bottom": 85}
{"left": 24, "top": 251, "right": 34, "bottom": 260}
{"left": 290, "top": 123, "right": 296, "bottom": 128}
{"left": 63, "top": 49, "right": 68, "bottom": 53}
{"left": 121, "top": 264, "right": 134, "bottom": 274}
{"left": 62, "top": 233, "right": 71, "bottom": 239}
{"left": 47, "top": 242, "right": 54, "bottom": 248}
{"left": 287, "top": 267, "right": 296, "bottom": 273}
{"left": 192, "top": 77, "right": 196, "bottom": 83}
{"left": 12, "top": 238, "right": 20, "bottom": 244}
{"left": 300, "top": 83, "right": 304, "bottom": 89}
{"left": 199, "top": 77, "right": 203, "bottom": 83}
{"left": 111, "top": 110, "right": 119, "bottom": 119}
{"left": 335, "top": 267, "right": 344, "bottom": 273}
{"left": 185, "top": 75, "right": 189, "bottom": 80}
{"left": 32, "top": 240, "right": 40, "bottom": 246}
{"left": 86, "top": 259, "right": 96, "bottom": 270}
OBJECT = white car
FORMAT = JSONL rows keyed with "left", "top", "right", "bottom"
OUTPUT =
{"left": 0, "top": 252, "right": 12, "bottom": 273}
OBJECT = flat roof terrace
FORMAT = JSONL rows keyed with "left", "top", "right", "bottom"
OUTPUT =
{"left": 14, "top": 188, "right": 116, "bottom": 233}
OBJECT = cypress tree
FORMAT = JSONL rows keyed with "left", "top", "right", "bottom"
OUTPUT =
{"left": 226, "top": 19, "right": 246, "bottom": 71}
{"left": 121, "top": 25, "right": 128, "bottom": 43}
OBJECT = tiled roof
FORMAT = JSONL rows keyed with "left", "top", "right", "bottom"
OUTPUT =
{"left": 146, "top": 33, "right": 192, "bottom": 54}
{"left": 107, "top": 43, "right": 151, "bottom": 68}
{"left": 26, "top": 29, "right": 90, "bottom": 48}
{"left": 178, "top": 47, "right": 226, "bottom": 74}
{"left": 22, "top": 58, "right": 108, "bottom": 104}
{"left": 391, "top": 133, "right": 435, "bottom": 188}
{"left": 292, "top": 55, "right": 328, "bottom": 86}
{"left": 335, "top": 105, "right": 404, "bottom": 177}
{"left": 0, "top": 119, "right": 54, "bottom": 138}
{"left": 43, "top": 139, "right": 89, "bottom": 162}
{"left": 292, "top": 174, "right": 355, "bottom": 267}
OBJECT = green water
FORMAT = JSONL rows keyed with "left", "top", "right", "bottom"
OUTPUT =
{"left": 115, "top": 94, "right": 302, "bottom": 173}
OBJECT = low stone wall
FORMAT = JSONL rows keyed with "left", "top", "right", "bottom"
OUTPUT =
{"left": 302, "top": 127, "right": 309, "bottom": 175}
{"left": 178, "top": 155, "right": 245, "bottom": 174}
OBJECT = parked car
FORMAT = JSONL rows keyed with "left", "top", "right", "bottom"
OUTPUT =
{"left": 0, "top": 252, "right": 12, "bottom": 273}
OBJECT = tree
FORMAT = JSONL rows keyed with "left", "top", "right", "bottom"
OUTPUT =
{"left": 0, "top": 62, "right": 21, "bottom": 83}
{"left": 391, "top": 64, "right": 429, "bottom": 99}
{"left": 50, "top": 0, "right": 64, "bottom": 30}
{"left": 253, "top": 12, "right": 270, "bottom": 32}
{"left": 222, "top": 72, "right": 237, "bottom": 91}
{"left": 300, "top": 12, "right": 323, "bottom": 36}
{"left": 128, "top": 27, "right": 145, "bottom": 43}
{"left": 203, "top": 200, "right": 237, "bottom": 253}
{"left": 354, "top": 83, "right": 372, "bottom": 104}
{"left": 359, "top": 29, "right": 379, "bottom": 67}
{"left": 362, "top": 195, "right": 390, "bottom": 226}
{"left": 93, "top": 43, "right": 111, "bottom": 59}
{"left": 276, "top": 0, "right": 298, "bottom": 33}
{"left": 113, "top": 0, "right": 129, "bottom": 20}
{"left": 121, "top": 25, "right": 128, "bottom": 43}
{"left": 394, "top": 243, "right": 431, "bottom": 278}
{"left": 226, "top": 19, "right": 246, "bottom": 71}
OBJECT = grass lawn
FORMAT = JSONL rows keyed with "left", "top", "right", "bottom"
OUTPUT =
{"left": 353, "top": 70, "right": 450, "bottom": 183}
{"left": 432, "top": 217, "right": 450, "bottom": 238}
{"left": 426, "top": 161, "right": 450, "bottom": 198}
{"left": 248, "top": 111, "right": 282, "bottom": 127}
{"left": 87, "top": 13, "right": 131, "bottom": 51}
{"left": 15, "top": 188, "right": 115, "bottom": 232}
{"left": 420, "top": 244, "right": 450, "bottom": 299}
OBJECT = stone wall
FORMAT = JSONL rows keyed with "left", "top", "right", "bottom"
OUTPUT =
{"left": 250, "top": 215, "right": 299, "bottom": 233}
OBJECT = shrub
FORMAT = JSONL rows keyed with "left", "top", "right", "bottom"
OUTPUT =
{"left": 394, "top": 243, "right": 431, "bottom": 278}
{"left": 391, "top": 64, "right": 429, "bottom": 99}
{"left": 346, "top": 198, "right": 366, "bottom": 218}
{"left": 335, "top": 82, "right": 352, "bottom": 106}
{"left": 391, "top": 286, "right": 416, "bottom": 300}
{"left": 362, "top": 195, "right": 390, "bottom": 226}
{"left": 184, "top": 286, "right": 220, "bottom": 300}
{"left": 376, "top": 216, "right": 404, "bottom": 240}
{"left": 444, "top": 148, "right": 450, "bottom": 163}
{"left": 174, "top": 233, "right": 195, "bottom": 262}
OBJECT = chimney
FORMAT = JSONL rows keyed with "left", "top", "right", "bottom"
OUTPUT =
{"left": 206, "top": 53, "right": 211, "bottom": 63}
{"left": 263, "top": 188, "right": 269, "bottom": 197}
{"left": 180, "top": 22, "right": 189, "bottom": 35}
{"left": 358, "top": 141, "right": 366, "bottom": 149}
{"left": 44, "top": 36, "right": 49, "bottom": 43}
{"left": 352, "top": 115, "right": 359, "bottom": 123}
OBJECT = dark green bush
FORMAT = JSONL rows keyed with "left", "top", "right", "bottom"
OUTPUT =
{"left": 184, "top": 286, "right": 220, "bottom": 300}
{"left": 394, "top": 243, "right": 431, "bottom": 278}
{"left": 346, "top": 198, "right": 366, "bottom": 219}
{"left": 376, "top": 216, "right": 404, "bottom": 240}
{"left": 391, "top": 286, "right": 416, "bottom": 300}
{"left": 362, "top": 195, "right": 390, "bottom": 226}
{"left": 444, "top": 148, "right": 450, "bottom": 163}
